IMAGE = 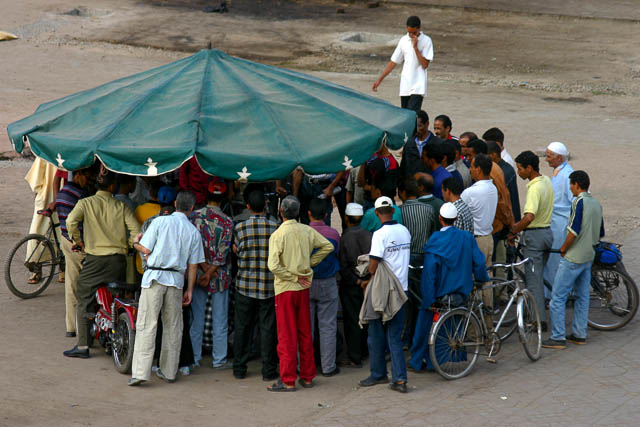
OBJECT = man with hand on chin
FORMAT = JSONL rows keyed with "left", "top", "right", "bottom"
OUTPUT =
{"left": 128, "top": 191, "right": 205, "bottom": 386}
{"left": 373, "top": 15, "right": 434, "bottom": 111}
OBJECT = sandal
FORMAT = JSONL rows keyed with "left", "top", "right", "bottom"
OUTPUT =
{"left": 267, "top": 380, "right": 296, "bottom": 392}
{"left": 298, "top": 379, "right": 314, "bottom": 389}
{"left": 28, "top": 273, "right": 42, "bottom": 284}
{"left": 58, "top": 272, "right": 65, "bottom": 283}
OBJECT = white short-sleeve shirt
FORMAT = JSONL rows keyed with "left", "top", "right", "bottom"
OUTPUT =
{"left": 390, "top": 32, "right": 434, "bottom": 97}
{"left": 370, "top": 222, "right": 411, "bottom": 290}
{"left": 460, "top": 180, "right": 498, "bottom": 236}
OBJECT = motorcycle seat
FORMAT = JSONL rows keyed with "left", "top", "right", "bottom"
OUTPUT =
{"left": 107, "top": 282, "right": 138, "bottom": 293}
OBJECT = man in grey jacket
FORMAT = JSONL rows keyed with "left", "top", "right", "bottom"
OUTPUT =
{"left": 358, "top": 196, "right": 411, "bottom": 394}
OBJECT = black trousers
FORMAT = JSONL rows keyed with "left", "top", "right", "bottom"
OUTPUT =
{"left": 339, "top": 285, "right": 368, "bottom": 363}
{"left": 400, "top": 95, "right": 424, "bottom": 112}
{"left": 154, "top": 304, "right": 194, "bottom": 368}
{"left": 232, "top": 291, "right": 278, "bottom": 378}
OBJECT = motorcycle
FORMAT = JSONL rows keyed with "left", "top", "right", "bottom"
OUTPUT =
{"left": 88, "top": 281, "right": 139, "bottom": 374}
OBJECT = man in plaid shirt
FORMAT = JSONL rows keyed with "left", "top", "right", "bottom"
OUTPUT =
{"left": 442, "top": 177, "right": 474, "bottom": 235}
{"left": 232, "top": 190, "right": 280, "bottom": 380}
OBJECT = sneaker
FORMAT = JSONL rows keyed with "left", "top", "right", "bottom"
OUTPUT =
{"left": 213, "top": 362, "right": 232, "bottom": 370}
{"left": 359, "top": 376, "right": 389, "bottom": 387}
{"left": 389, "top": 381, "right": 408, "bottom": 393}
{"left": 151, "top": 365, "right": 159, "bottom": 373}
{"left": 541, "top": 338, "right": 566, "bottom": 349}
{"left": 191, "top": 361, "right": 201, "bottom": 369}
{"left": 566, "top": 334, "right": 586, "bottom": 345}
{"left": 127, "top": 378, "right": 145, "bottom": 387}
{"left": 178, "top": 366, "right": 191, "bottom": 376}
{"left": 156, "top": 368, "right": 176, "bottom": 383}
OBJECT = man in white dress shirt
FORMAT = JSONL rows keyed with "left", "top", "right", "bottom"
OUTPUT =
{"left": 372, "top": 16, "right": 434, "bottom": 111}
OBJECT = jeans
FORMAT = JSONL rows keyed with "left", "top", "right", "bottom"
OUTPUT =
{"left": 368, "top": 304, "right": 407, "bottom": 383}
{"left": 523, "top": 228, "right": 553, "bottom": 321}
{"left": 190, "top": 286, "right": 229, "bottom": 367}
{"left": 309, "top": 277, "right": 339, "bottom": 374}
{"left": 550, "top": 259, "right": 592, "bottom": 340}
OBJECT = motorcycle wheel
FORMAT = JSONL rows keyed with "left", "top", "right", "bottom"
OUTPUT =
{"left": 112, "top": 312, "right": 135, "bottom": 374}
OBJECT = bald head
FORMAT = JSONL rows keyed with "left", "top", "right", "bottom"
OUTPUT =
{"left": 414, "top": 172, "right": 434, "bottom": 196}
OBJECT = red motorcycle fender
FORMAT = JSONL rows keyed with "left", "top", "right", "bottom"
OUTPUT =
{"left": 115, "top": 301, "right": 138, "bottom": 331}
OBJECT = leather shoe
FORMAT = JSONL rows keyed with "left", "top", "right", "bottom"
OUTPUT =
{"left": 63, "top": 346, "right": 89, "bottom": 359}
{"left": 262, "top": 373, "right": 279, "bottom": 382}
{"left": 322, "top": 367, "right": 341, "bottom": 377}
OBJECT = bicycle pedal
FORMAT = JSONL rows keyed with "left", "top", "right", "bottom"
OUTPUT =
{"left": 486, "top": 357, "right": 498, "bottom": 364}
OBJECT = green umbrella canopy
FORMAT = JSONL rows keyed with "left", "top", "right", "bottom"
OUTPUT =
{"left": 8, "top": 49, "right": 415, "bottom": 181}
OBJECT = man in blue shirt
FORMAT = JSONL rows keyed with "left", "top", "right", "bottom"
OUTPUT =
{"left": 129, "top": 191, "right": 205, "bottom": 386}
{"left": 423, "top": 142, "right": 452, "bottom": 200}
{"left": 398, "top": 110, "right": 442, "bottom": 179}
{"left": 409, "top": 203, "right": 489, "bottom": 372}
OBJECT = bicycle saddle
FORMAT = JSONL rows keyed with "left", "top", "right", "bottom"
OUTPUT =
{"left": 37, "top": 209, "right": 52, "bottom": 217}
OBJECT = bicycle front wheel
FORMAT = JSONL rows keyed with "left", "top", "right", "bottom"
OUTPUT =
{"left": 517, "top": 289, "right": 541, "bottom": 361}
{"left": 588, "top": 264, "right": 639, "bottom": 330}
{"left": 429, "top": 308, "right": 482, "bottom": 380}
{"left": 4, "top": 234, "right": 56, "bottom": 299}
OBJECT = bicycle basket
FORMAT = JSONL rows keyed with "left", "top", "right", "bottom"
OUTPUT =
{"left": 594, "top": 241, "right": 622, "bottom": 265}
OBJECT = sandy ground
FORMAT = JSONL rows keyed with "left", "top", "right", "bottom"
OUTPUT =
{"left": 1, "top": 0, "right": 639, "bottom": 425}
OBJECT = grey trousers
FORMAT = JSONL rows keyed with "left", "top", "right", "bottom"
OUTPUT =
{"left": 132, "top": 280, "right": 183, "bottom": 381}
{"left": 523, "top": 228, "right": 553, "bottom": 321}
{"left": 309, "top": 276, "right": 339, "bottom": 374}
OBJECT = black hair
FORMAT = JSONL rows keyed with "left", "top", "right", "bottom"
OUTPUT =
{"left": 425, "top": 142, "right": 445, "bottom": 164}
{"left": 96, "top": 169, "right": 116, "bottom": 191}
{"left": 473, "top": 154, "right": 493, "bottom": 176}
{"left": 116, "top": 174, "right": 136, "bottom": 187}
{"left": 447, "top": 139, "right": 462, "bottom": 155}
{"left": 459, "top": 131, "right": 478, "bottom": 142}
{"left": 346, "top": 215, "right": 363, "bottom": 226}
{"left": 441, "top": 216, "right": 456, "bottom": 226}
{"left": 515, "top": 151, "right": 540, "bottom": 172}
{"left": 486, "top": 140, "right": 502, "bottom": 155}
{"left": 569, "top": 170, "right": 590, "bottom": 190}
{"left": 406, "top": 16, "right": 421, "bottom": 28}
{"left": 247, "top": 190, "right": 266, "bottom": 213}
{"left": 434, "top": 114, "right": 452, "bottom": 130}
{"left": 468, "top": 139, "right": 488, "bottom": 155}
{"left": 207, "top": 192, "right": 226, "bottom": 204}
{"left": 376, "top": 206, "right": 395, "bottom": 216}
{"left": 416, "top": 110, "right": 429, "bottom": 124}
{"left": 416, "top": 174, "right": 434, "bottom": 194}
{"left": 442, "top": 177, "right": 463, "bottom": 196}
{"left": 482, "top": 127, "right": 505, "bottom": 144}
{"left": 309, "top": 198, "right": 328, "bottom": 220}
{"left": 440, "top": 142, "right": 456, "bottom": 166}
{"left": 243, "top": 183, "right": 264, "bottom": 205}
{"left": 403, "top": 177, "right": 420, "bottom": 198}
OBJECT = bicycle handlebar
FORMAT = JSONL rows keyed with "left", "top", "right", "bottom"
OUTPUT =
{"left": 490, "top": 257, "right": 531, "bottom": 270}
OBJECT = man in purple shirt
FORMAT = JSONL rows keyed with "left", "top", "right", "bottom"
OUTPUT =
{"left": 423, "top": 142, "right": 452, "bottom": 200}
{"left": 307, "top": 198, "right": 341, "bottom": 377}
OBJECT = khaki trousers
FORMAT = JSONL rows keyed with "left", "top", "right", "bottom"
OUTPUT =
{"left": 132, "top": 280, "right": 183, "bottom": 381}
{"left": 60, "top": 237, "right": 86, "bottom": 333}
{"left": 475, "top": 235, "right": 494, "bottom": 324}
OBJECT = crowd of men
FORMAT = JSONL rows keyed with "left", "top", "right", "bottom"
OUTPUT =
{"left": 25, "top": 109, "right": 603, "bottom": 392}
{"left": 22, "top": 14, "right": 604, "bottom": 392}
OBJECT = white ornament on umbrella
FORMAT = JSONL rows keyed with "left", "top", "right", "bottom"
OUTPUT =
{"left": 56, "top": 153, "right": 65, "bottom": 168}
{"left": 404, "top": 132, "right": 408, "bottom": 143}
{"left": 145, "top": 157, "right": 158, "bottom": 176}
{"left": 342, "top": 155, "right": 353, "bottom": 170}
{"left": 237, "top": 166, "right": 251, "bottom": 181}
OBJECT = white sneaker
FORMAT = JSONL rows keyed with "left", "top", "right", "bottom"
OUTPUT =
{"left": 151, "top": 365, "right": 159, "bottom": 373}
{"left": 179, "top": 366, "right": 191, "bottom": 376}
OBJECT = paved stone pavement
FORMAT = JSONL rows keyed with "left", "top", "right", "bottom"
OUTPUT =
{"left": 294, "top": 231, "right": 640, "bottom": 426}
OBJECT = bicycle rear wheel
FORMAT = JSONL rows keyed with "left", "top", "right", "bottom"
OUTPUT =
{"left": 588, "top": 264, "right": 639, "bottom": 330}
{"left": 517, "top": 289, "right": 541, "bottom": 361}
{"left": 429, "top": 308, "right": 482, "bottom": 380}
{"left": 4, "top": 234, "right": 56, "bottom": 299}
{"left": 490, "top": 278, "right": 518, "bottom": 341}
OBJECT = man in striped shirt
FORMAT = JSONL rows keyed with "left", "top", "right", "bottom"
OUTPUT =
{"left": 442, "top": 177, "right": 474, "bottom": 235}
{"left": 54, "top": 168, "right": 91, "bottom": 338}
{"left": 232, "top": 191, "right": 279, "bottom": 380}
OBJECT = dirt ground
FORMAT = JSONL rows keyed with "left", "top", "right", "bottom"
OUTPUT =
{"left": 1, "top": 1, "right": 640, "bottom": 426}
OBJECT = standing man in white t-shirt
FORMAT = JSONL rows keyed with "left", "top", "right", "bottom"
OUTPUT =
{"left": 372, "top": 16, "right": 434, "bottom": 111}
{"left": 358, "top": 196, "right": 411, "bottom": 394}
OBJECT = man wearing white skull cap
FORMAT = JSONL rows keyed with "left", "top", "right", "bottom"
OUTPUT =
{"left": 544, "top": 142, "right": 574, "bottom": 290}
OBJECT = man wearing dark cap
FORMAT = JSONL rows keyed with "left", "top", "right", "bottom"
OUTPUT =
{"left": 63, "top": 166, "right": 141, "bottom": 359}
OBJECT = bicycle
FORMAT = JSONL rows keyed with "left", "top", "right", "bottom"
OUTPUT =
{"left": 508, "top": 238, "right": 638, "bottom": 331}
{"left": 428, "top": 258, "right": 541, "bottom": 380}
{"left": 4, "top": 209, "right": 65, "bottom": 298}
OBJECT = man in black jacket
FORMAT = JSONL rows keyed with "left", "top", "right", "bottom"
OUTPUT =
{"left": 399, "top": 110, "right": 442, "bottom": 180}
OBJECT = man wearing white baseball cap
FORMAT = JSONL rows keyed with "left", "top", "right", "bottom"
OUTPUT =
{"left": 359, "top": 196, "right": 411, "bottom": 393}
{"left": 544, "top": 142, "right": 574, "bottom": 290}
{"left": 409, "top": 203, "right": 489, "bottom": 372}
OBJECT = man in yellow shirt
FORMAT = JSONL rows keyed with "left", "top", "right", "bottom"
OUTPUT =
{"left": 508, "top": 151, "right": 554, "bottom": 329}
{"left": 267, "top": 196, "right": 333, "bottom": 391}
{"left": 63, "top": 169, "right": 141, "bottom": 359}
